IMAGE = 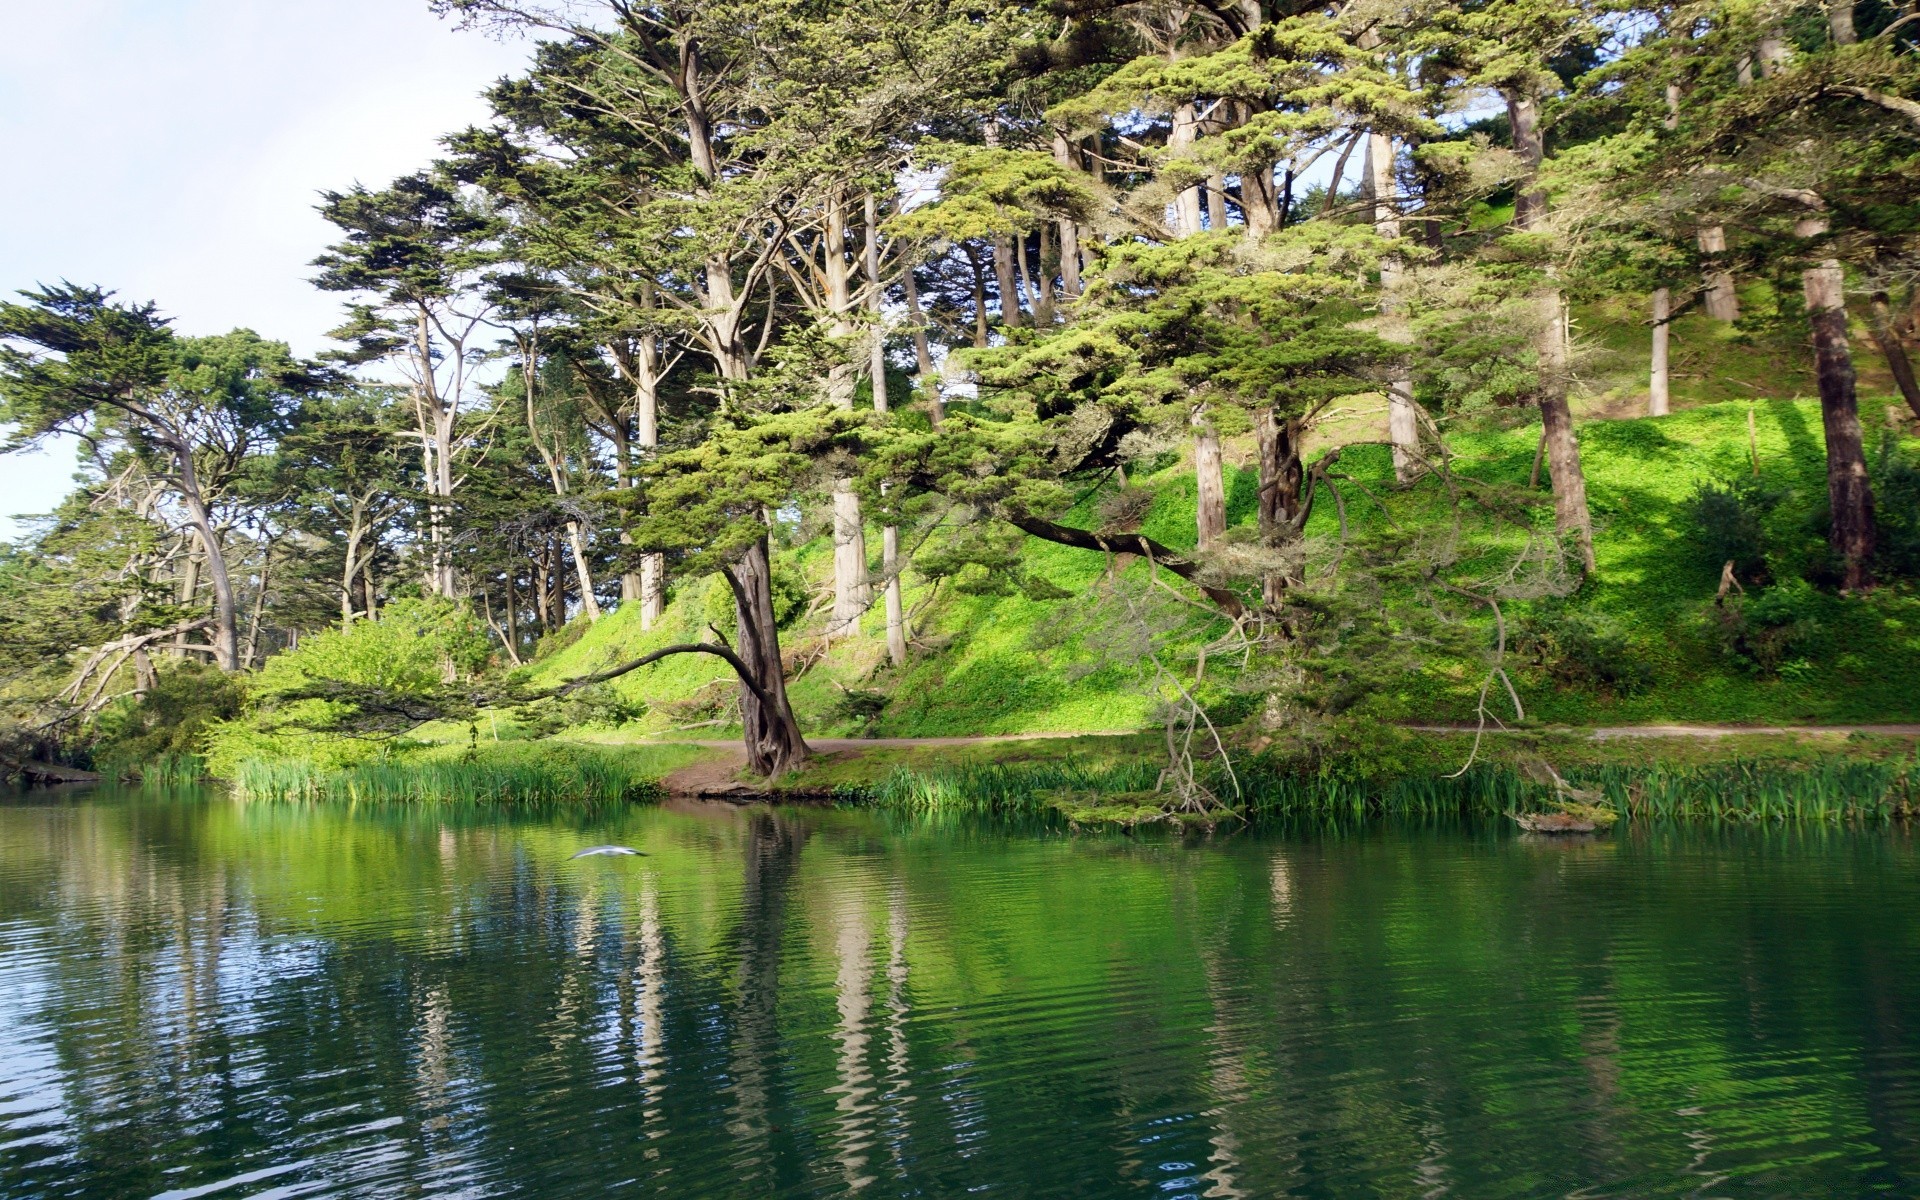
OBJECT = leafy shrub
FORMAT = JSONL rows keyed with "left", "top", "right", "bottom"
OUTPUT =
{"left": 89, "top": 660, "right": 245, "bottom": 773}
{"left": 518, "top": 683, "right": 646, "bottom": 737}
{"left": 1684, "top": 476, "right": 1788, "bottom": 585}
{"left": 1511, "top": 606, "right": 1653, "bottom": 695}
{"left": 1872, "top": 434, "right": 1920, "bottom": 580}
{"left": 203, "top": 598, "right": 494, "bottom": 776}
{"left": 829, "top": 687, "right": 890, "bottom": 732}
{"left": 699, "top": 565, "right": 810, "bottom": 632}
{"left": 1708, "top": 577, "right": 1825, "bottom": 676}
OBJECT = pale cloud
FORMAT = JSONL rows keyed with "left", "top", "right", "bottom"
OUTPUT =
{"left": 0, "top": 0, "right": 534, "bottom": 536}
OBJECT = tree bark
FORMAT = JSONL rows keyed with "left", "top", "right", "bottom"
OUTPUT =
{"left": 1829, "top": 0, "right": 1857, "bottom": 45}
{"left": 1650, "top": 287, "right": 1672, "bottom": 416}
{"left": 1505, "top": 91, "right": 1547, "bottom": 232}
{"left": 1170, "top": 101, "right": 1204, "bottom": 236}
{"left": 1242, "top": 160, "right": 1281, "bottom": 239}
{"left": 1538, "top": 307, "right": 1598, "bottom": 573}
{"left": 1256, "top": 409, "right": 1310, "bottom": 609}
{"left": 176, "top": 451, "right": 238, "bottom": 671}
{"left": 1697, "top": 226, "right": 1740, "bottom": 321}
{"left": 865, "top": 194, "right": 908, "bottom": 667}
{"left": 882, "top": 523, "right": 908, "bottom": 668}
{"left": 824, "top": 191, "right": 871, "bottom": 636}
{"left": 1802, "top": 239, "right": 1875, "bottom": 588}
{"left": 1507, "top": 86, "right": 1597, "bottom": 573}
{"left": 1195, "top": 424, "right": 1226, "bottom": 549}
{"left": 1868, "top": 291, "right": 1920, "bottom": 420}
{"left": 726, "top": 537, "right": 809, "bottom": 776}
{"left": 1368, "top": 127, "right": 1420, "bottom": 481}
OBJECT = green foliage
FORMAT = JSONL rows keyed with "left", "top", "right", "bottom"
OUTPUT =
{"left": 89, "top": 660, "right": 244, "bottom": 775}
{"left": 1685, "top": 476, "right": 1788, "bottom": 584}
{"left": 1511, "top": 605, "right": 1652, "bottom": 696}
{"left": 227, "top": 741, "right": 692, "bottom": 806}
{"left": 203, "top": 598, "right": 495, "bottom": 775}
{"left": 1707, "top": 579, "right": 1827, "bottom": 678}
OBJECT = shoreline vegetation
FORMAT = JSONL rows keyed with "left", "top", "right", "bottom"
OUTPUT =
{"left": 78, "top": 725, "right": 1920, "bottom": 827}
{"left": 5, "top": 3, "right": 1919, "bottom": 831}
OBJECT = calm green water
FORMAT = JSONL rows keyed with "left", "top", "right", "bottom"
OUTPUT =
{"left": 3, "top": 791, "right": 1919, "bottom": 1198}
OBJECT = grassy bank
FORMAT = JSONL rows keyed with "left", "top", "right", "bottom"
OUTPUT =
{"left": 807, "top": 729, "right": 1920, "bottom": 825}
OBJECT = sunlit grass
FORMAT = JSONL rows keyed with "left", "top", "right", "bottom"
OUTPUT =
{"left": 230, "top": 742, "right": 706, "bottom": 806}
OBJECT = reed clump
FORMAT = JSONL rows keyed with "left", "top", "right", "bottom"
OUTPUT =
{"left": 231, "top": 746, "right": 670, "bottom": 806}
{"left": 848, "top": 755, "right": 1920, "bottom": 824}
{"left": 95, "top": 751, "right": 207, "bottom": 787}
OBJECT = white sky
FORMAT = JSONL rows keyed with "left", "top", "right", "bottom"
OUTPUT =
{"left": 0, "top": 0, "right": 534, "bottom": 538}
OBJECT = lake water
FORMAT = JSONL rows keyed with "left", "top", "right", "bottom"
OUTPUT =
{"left": 2, "top": 790, "right": 1918, "bottom": 1198}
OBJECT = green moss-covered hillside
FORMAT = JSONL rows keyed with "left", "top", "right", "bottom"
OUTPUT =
{"left": 528, "top": 385, "right": 1920, "bottom": 737}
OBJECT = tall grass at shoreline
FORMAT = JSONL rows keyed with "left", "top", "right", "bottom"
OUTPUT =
{"left": 230, "top": 745, "right": 690, "bottom": 806}
{"left": 847, "top": 755, "right": 1920, "bottom": 823}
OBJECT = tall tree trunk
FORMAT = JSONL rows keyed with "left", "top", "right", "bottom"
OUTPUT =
{"left": 536, "top": 544, "right": 553, "bottom": 634}
{"left": 633, "top": 365, "right": 667, "bottom": 628}
{"left": 729, "top": 537, "right": 809, "bottom": 776}
{"left": 1242, "top": 160, "right": 1281, "bottom": 238}
{"left": 825, "top": 191, "right": 871, "bottom": 636}
{"left": 1868, "top": 291, "right": 1920, "bottom": 420}
{"left": 1697, "top": 226, "right": 1740, "bottom": 321}
{"left": 1195, "top": 423, "right": 1226, "bottom": 549}
{"left": 983, "top": 121, "right": 1022, "bottom": 328}
{"left": 1368, "top": 127, "right": 1420, "bottom": 481}
{"left": 1507, "top": 86, "right": 1597, "bottom": 573}
{"left": 1650, "top": 287, "right": 1672, "bottom": 416}
{"left": 882, "top": 524, "right": 908, "bottom": 668}
{"left": 174, "top": 545, "right": 200, "bottom": 659}
{"left": 1170, "top": 101, "right": 1204, "bottom": 235}
{"left": 241, "top": 542, "right": 272, "bottom": 670}
{"left": 176, "top": 453, "right": 238, "bottom": 671}
{"left": 1829, "top": 0, "right": 1857, "bottom": 44}
{"left": 1256, "top": 409, "right": 1309, "bottom": 609}
{"left": 1538, "top": 293, "right": 1597, "bottom": 572}
{"left": 903, "top": 264, "right": 935, "bottom": 379}
{"left": 341, "top": 501, "right": 367, "bottom": 628}
{"left": 1801, "top": 220, "right": 1875, "bottom": 588}
{"left": 1051, "top": 133, "right": 1087, "bottom": 297}
{"left": 1506, "top": 92, "right": 1548, "bottom": 231}
{"left": 867, "top": 193, "right": 908, "bottom": 667}
{"left": 566, "top": 522, "right": 602, "bottom": 622}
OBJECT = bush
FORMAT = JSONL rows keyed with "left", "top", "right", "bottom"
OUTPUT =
{"left": 1684, "top": 476, "right": 1788, "bottom": 585}
{"left": 88, "top": 660, "right": 244, "bottom": 774}
{"left": 1708, "top": 577, "right": 1825, "bottom": 676}
{"left": 1511, "top": 606, "right": 1653, "bottom": 695}
{"left": 202, "top": 598, "right": 495, "bottom": 776}
{"left": 1873, "top": 434, "right": 1920, "bottom": 580}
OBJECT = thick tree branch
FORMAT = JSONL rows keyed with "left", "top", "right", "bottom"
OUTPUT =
{"left": 1000, "top": 513, "right": 1247, "bottom": 618}
{"left": 545, "top": 642, "right": 779, "bottom": 715}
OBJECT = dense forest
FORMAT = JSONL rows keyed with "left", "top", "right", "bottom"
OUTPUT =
{"left": 3, "top": 0, "right": 1919, "bottom": 802}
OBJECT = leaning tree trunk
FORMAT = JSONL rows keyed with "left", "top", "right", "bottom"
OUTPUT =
{"left": 1650, "top": 287, "right": 1672, "bottom": 416}
{"left": 1507, "top": 87, "right": 1597, "bottom": 573}
{"left": 1868, "top": 291, "right": 1920, "bottom": 420}
{"left": 730, "top": 537, "right": 809, "bottom": 776}
{"left": 1801, "top": 224, "right": 1875, "bottom": 589}
{"left": 176, "top": 452, "right": 238, "bottom": 671}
